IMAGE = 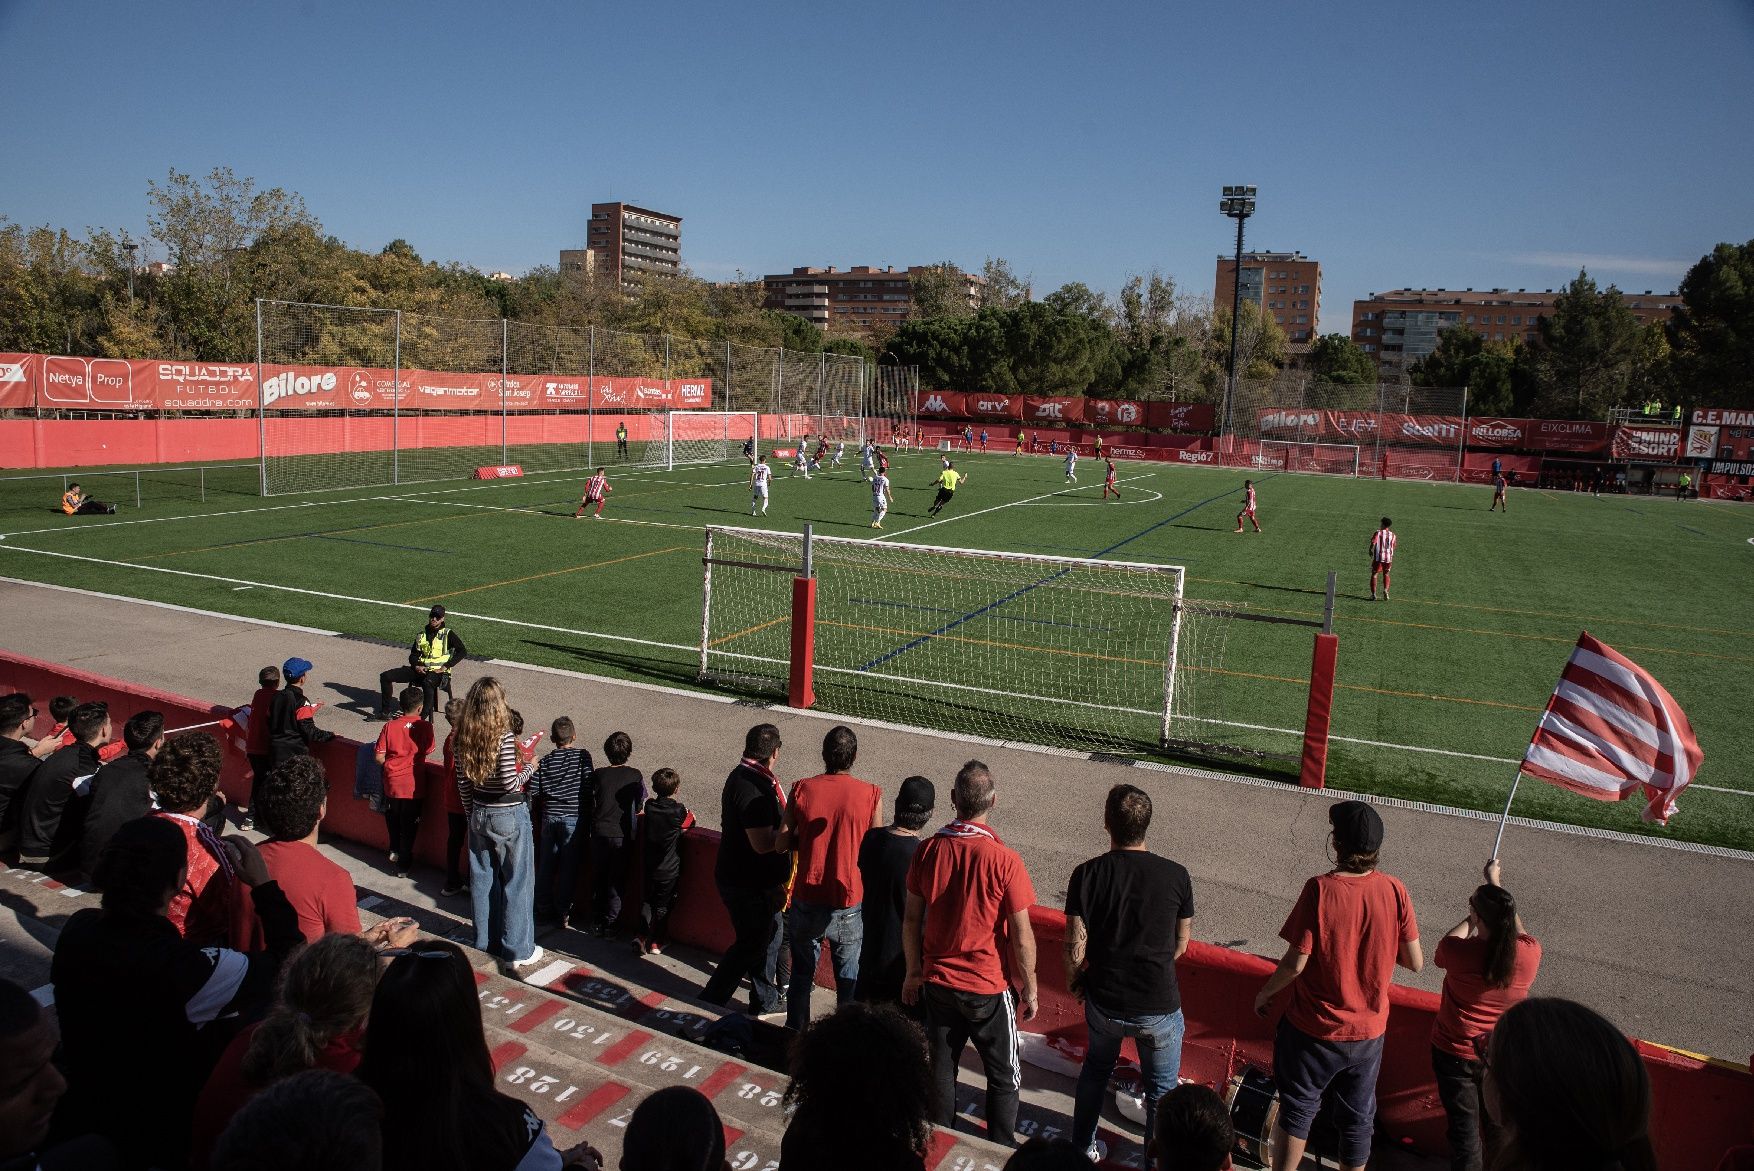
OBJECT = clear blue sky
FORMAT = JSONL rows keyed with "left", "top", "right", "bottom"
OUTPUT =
{"left": 3, "top": 0, "right": 1750, "bottom": 329}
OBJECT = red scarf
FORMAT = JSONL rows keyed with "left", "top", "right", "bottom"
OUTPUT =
{"left": 934, "top": 819, "right": 996, "bottom": 843}
{"left": 740, "top": 756, "right": 786, "bottom": 809}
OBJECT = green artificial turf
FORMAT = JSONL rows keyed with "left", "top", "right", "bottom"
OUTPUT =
{"left": 2, "top": 447, "right": 1749, "bottom": 852}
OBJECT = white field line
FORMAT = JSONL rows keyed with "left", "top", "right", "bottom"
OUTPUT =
{"left": 874, "top": 473, "right": 1157, "bottom": 543}
{"left": 0, "top": 460, "right": 741, "bottom": 540}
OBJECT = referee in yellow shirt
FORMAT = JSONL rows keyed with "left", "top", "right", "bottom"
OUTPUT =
{"left": 927, "top": 462, "right": 966, "bottom": 517}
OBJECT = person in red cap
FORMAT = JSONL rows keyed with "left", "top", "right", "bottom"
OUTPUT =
{"left": 1253, "top": 801, "right": 1421, "bottom": 1171}
{"left": 377, "top": 606, "right": 466, "bottom": 720}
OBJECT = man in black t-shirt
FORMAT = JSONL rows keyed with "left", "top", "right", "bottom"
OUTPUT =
{"left": 853, "top": 775, "right": 935, "bottom": 1007}
{"left": 700, "top": 723, "right": 789, "bottom": 1015}
{"left": 1065, "top": 783, "right": 1195, "bottom": 1165}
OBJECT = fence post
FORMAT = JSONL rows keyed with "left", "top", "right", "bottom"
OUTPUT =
{"left": 501, "top": 317, "right": 510, "bottom": 465}
{"left": 134, "top": 470, "right": 141, "bottom": 510}
{"left": 1301, "top": 569, "right": 1341, "bottom": 789}
{"left": 587, "top": 325, "right": 596, "bottom": 471}
{"left": 724, "top": 340, "right": 733, "bottom": 413}
{"left": 1456, "top": 383, "right": 1469, "bottom": 483}
{"left": 255, "top": 299, "right": 268, "bottom": 496}
{"left": 789, "top": 524, "right": 817, "bottom": 709}
{"left": 392, "top": 310, "right": 402, "bottom": 485}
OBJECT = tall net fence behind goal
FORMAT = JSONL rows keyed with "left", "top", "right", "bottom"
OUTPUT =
{"left": 700, "top": 526, "right": 1220, "bottom": 754}
{"left": 1224, "top": 375, "right": 1469, "bottom": 480}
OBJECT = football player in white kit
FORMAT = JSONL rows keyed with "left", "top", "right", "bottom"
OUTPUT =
{"left": 860, "top": 441, "right": 876, "bottom": 481}
{"left": 869, "top": 466, "right": 892, "bottom": 529}
{"left": 1064, "top": 448, "right": 1079, "bottom": 482}
{"left": 751, "top": 455, "right": 772, "bottom": 515}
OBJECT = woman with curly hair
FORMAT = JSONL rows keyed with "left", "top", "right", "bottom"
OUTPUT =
{"left": 452, "top": 677, "right": 542, "bottom": 972}
{"left": 780, "top": 1002, "right": 934, "bottom": 1171}
{"left": 1483, "top": 998, "right": 1655, "bottom": 1171}
{"left": 190, "top": 932, "right": 385, "bottom": 1168}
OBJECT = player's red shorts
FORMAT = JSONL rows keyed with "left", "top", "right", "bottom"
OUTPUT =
{"left": 1371, "top": 559, "right": 1391, "bottom": 571}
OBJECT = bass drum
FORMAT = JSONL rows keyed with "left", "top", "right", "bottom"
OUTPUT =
{"left": 1224, "top": 1066, "right": 1280, "bottom": 1169}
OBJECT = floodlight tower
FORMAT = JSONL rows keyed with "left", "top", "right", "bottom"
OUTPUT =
{"left": 1219, "top": 185, "right": 1257, "bottom": 437}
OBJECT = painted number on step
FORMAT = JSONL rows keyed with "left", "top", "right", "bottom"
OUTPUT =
{"left": 638, "top": 1049, "right": 702, "bottom": 1078}
{"left": 735, "top": 1082, "right": 783, "bottom": 1109}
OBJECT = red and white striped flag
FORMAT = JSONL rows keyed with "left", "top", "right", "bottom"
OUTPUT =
{"left": 1520, "top": 632, "right": 1703, "bottom": 825}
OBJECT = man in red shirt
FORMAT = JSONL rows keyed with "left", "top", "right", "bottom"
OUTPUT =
{"left": 774, "top": 725, "right": 881, "bottom": 1033}
{"left": 902, "top": 761, "right": 1038, "bottom": 1148}
{"left": 254, "top": 754, "right": 364, "bottom": 942}
{"left": 375, "top": 687, "right": 434, "bottom": 879}
{"left": 1253, "top": 801, "right": 1422, "bottom": 1171}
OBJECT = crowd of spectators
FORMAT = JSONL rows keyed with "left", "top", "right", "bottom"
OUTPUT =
{"left": 0, "top": 675, "right": 1666, "bottom": 1171}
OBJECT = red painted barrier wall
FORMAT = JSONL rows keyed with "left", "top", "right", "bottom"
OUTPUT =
{"left": 3, "top": 650, "right": 1750, "bottom": 1166}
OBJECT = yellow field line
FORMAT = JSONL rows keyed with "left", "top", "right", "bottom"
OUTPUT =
{"left": 816, "top": 618, "right": 1164, "bottom": 666}
{"left": 406, "top": 545, "right": 690, "bottom": 605}
{"left": 709, "top": 615, "right": 789, "bottom": 648}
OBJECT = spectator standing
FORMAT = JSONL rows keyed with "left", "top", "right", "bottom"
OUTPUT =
{"left": 583, "top": 730, "right": 643, "bottom": 935}
{"left": 1150, "top": 1084, "right": 1235, "bottom": 1171}
{"left": 1065, "top": 784, "right": 1195, "bottom": 1164}
{"left": 438, "top": 699, "right": 468, "bottom": 897}
{"left": 357, "top": 941, "right": 595, "bottom": 1171}
{"left": 149, "top": 733, "right": 246, "bottom": 949}
{"left": 453, "top": 677, "right": 544, "bottom": 973}
{"left": 373, "top": 686, "right": 434, "bottom": 879}
{"left": 1482, "top": 998, "right": 1655, "bottom": 1171}
{"left": 19, "top": 701, "right": 110, "bottom": 871}
{"left": 701, "top": 723, "right": 790, "bottom": 1016}
{"left": 1431, "top": 860, "right": 1541, "bottom": 1171}
{"left": 903, "top": 761, "right": 1038, "bottom": 1147}
{"left": 78, "top": 710, "right": 164, "bottom": 876}
{"left": 775, "top": 725, "right": 881, "bottom": 1032}
{"left": 52, "top": 816, "right": 303, "bottom": 1171}
{"left": 854, "top": 776, "right": 935, "bottom": 1007}
{"left": 190, "top": 932, "right": 386, "bottom": 1168}
{"left": 528, "top": 717, "right": 591, "bottom": 929}
{"left": 237, "top": 665, "right": 281, "bottom": 828}
{"left": 1252, "top": 801, "right": 1421, "bottom": 1171}
{"left": 376, "top": 605, "right": 466, "bottom": 721}
{"left": 780, "top": 1002, "right": 934, "bottom": 1171}
{"left": 252, "top": 755, "right": 363, "bottom": 943}
{"left": 0, "top": 694, "right": 37, "bottom": 853}
{"left": 634, "top": 767, "right": 694, "bottom": 955}
{"left": 268, "top": 658, "right": 332, "bottom": 769}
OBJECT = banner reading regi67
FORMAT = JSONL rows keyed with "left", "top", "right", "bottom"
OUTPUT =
{"left": 0, "top": 351, "right": 712, "bottom": 412}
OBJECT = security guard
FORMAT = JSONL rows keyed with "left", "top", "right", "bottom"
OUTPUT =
{"left": 377, "top": 605, "right": 466, "bottom": 719}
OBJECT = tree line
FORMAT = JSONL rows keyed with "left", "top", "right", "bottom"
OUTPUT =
{"left": 3, "top": 168, "right": 1749, "bottom": 415}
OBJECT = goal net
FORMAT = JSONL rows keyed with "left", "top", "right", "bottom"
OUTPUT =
{"left": 699, "top": 527, "right": 1195, "bottom": 753}
{"left": 646, "top": 411, "right": 759, "bottom": 469}
{"left": 1257, "top": 439, "right": 1360, "bottom": 476}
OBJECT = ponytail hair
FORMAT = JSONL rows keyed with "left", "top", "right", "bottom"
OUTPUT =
{"left": 1472, "top": 884, "right": 1521, "bottom": 989}
{"left": 242, "top": 934, "right": 380, "bottom": 1085}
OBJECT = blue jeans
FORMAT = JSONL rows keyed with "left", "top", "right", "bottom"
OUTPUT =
{"left": 534, "top": 815, "right": 580, "bottom": 924}
{"left": 468, "top": 802, "right": 536, "bottom": 963}
{"left": 1072, "top": 998, "right": 1185, "bottom": 1156}
{"left": 785, "top": 902, "right": 863, "bottom": 1032}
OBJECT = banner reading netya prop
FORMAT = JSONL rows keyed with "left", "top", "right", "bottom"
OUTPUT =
{"left": 0, "top": 351, "right": 712, "bottom": 413}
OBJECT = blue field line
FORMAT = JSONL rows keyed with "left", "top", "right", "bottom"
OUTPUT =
{"left": 312, "top": 535, "right": 451, "bottom": 554}
{"left": 854, "top": 480, "right": 1257, "bottom": 673}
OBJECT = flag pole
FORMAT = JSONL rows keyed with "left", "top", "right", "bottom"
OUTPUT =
{"left": 1491, "top": 768, "right": 1524, "bottom": 860}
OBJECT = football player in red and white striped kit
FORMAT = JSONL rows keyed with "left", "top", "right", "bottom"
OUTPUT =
{"left": 1234, "top": 479, "right": 1261, "bottom": 533}
{"left": 1369, "top": 516, "right": 1397, "bottom": 601}
{"left": 574, "top": 469, "right": 612, "bottom": 519}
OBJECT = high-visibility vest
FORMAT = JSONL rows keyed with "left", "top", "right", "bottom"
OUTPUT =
{"left": 416, "top": 629, "right": 451, "bottom": 672}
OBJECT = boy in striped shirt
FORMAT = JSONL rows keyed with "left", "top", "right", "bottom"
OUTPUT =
{"left": 529, "top": 716, "right": 593, "bottom": 928}
{"left": 1369, "top": 517, "right": 1397, "bottom": 602}
{"left": 574, "top": 469, "right": 612, "bottom": 519}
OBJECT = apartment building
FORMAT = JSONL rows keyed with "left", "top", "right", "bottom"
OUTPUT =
{"left": 762, "top": 265, "right": 985, "bottom": 330}
{"left": 1214, "top": 251, "right": 1321, "bottom": 344}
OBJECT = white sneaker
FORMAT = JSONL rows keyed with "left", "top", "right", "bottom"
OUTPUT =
{"left": 1085, "top": 1139, "right": 1107, "bottom": 1164}
{"left": 509, "top": 945, "right": 545, "bottom": 973}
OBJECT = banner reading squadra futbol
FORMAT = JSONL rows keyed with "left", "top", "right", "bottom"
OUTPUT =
{"left": 0, "top": 352, "right": 712, "bottom": 412}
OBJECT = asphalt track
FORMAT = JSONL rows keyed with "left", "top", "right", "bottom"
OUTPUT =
{"left": 2, "top": 578, "right": 1750, "bottom": 1062}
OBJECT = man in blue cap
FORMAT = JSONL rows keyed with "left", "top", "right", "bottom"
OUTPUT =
{"left": 268, "top": 657, "right": 333, "bottom": 768}
{"left": 377, "top": 605, "right": 467, "bottom": 721}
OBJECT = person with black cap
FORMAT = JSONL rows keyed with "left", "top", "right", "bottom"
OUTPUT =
{"left": 1252, "top": 800, "right": 1422, "bottom": 1171}
{"left": 376, "top": 606, "right": 466, "bottom": 721}
{"left": 854, "top": 776, "right": 935, "bottom": 1007}
{"left": 268, "top": 658, "right": 332, "bottom": 769}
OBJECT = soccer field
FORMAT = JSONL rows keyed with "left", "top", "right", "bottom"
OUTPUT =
{"left": 2, "top": 449, "right": 1750, "bottom": 852}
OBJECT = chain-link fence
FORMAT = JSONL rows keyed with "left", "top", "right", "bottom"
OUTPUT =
{"left": 256, "top": 300, "right": 916, "bottom": 495}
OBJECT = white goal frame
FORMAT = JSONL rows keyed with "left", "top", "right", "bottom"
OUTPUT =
{"left": 662, "top": 411, "right": 760, "bottom": 470}
{"left": 698, "top": 525, "right": 1189, "bottom": 749}
{"left": 1258, "top": 438, "right": 1361, "bottom": 477}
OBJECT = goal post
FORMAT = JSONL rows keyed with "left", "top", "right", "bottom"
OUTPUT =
{"left": 657, "top": 411, "right": 760, "bottom": 470}
{"left": 1258, "top": 439, "right": 1360, "bottom": 477}
{"left": 699, "top": 525, "right": 1191, "bottom": 753}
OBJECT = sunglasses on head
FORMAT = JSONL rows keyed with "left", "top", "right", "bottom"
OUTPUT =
{"left": 378, "top": 947, "right": 453, "bottom": 960}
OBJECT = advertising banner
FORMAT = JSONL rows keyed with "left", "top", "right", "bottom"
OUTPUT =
{"left": 1147, "top": 402, "right": 1215, "bottom": 432}
{"left": 963, "top": 392, "right": 1024, "bottom": 421}
{"left": 1085, "top": 397, "right": 1149, "bottom": 427}
{"left": 0, "top": 351, "right": 712, "bottom": 412}
{"left": 1255, "top": 409, "right": 1611, "bottom": 454}
{"left": 1690, "top": 407, "right": 1754, "bottom": 428}
{"left": 914, "top": 391, "right": 968, "bottom": 418}
{"left": 1684, "top": 426, "right": 1720, "bottom": 459}
{"left": 1022, "top": 395, "right": 1085, "bottom": 424}
{"left": 1527, "top": 418, "right": 1610, "bottom": 453}
{"left": 1612, "top": 425, "right": 1683, "bottom": 459}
